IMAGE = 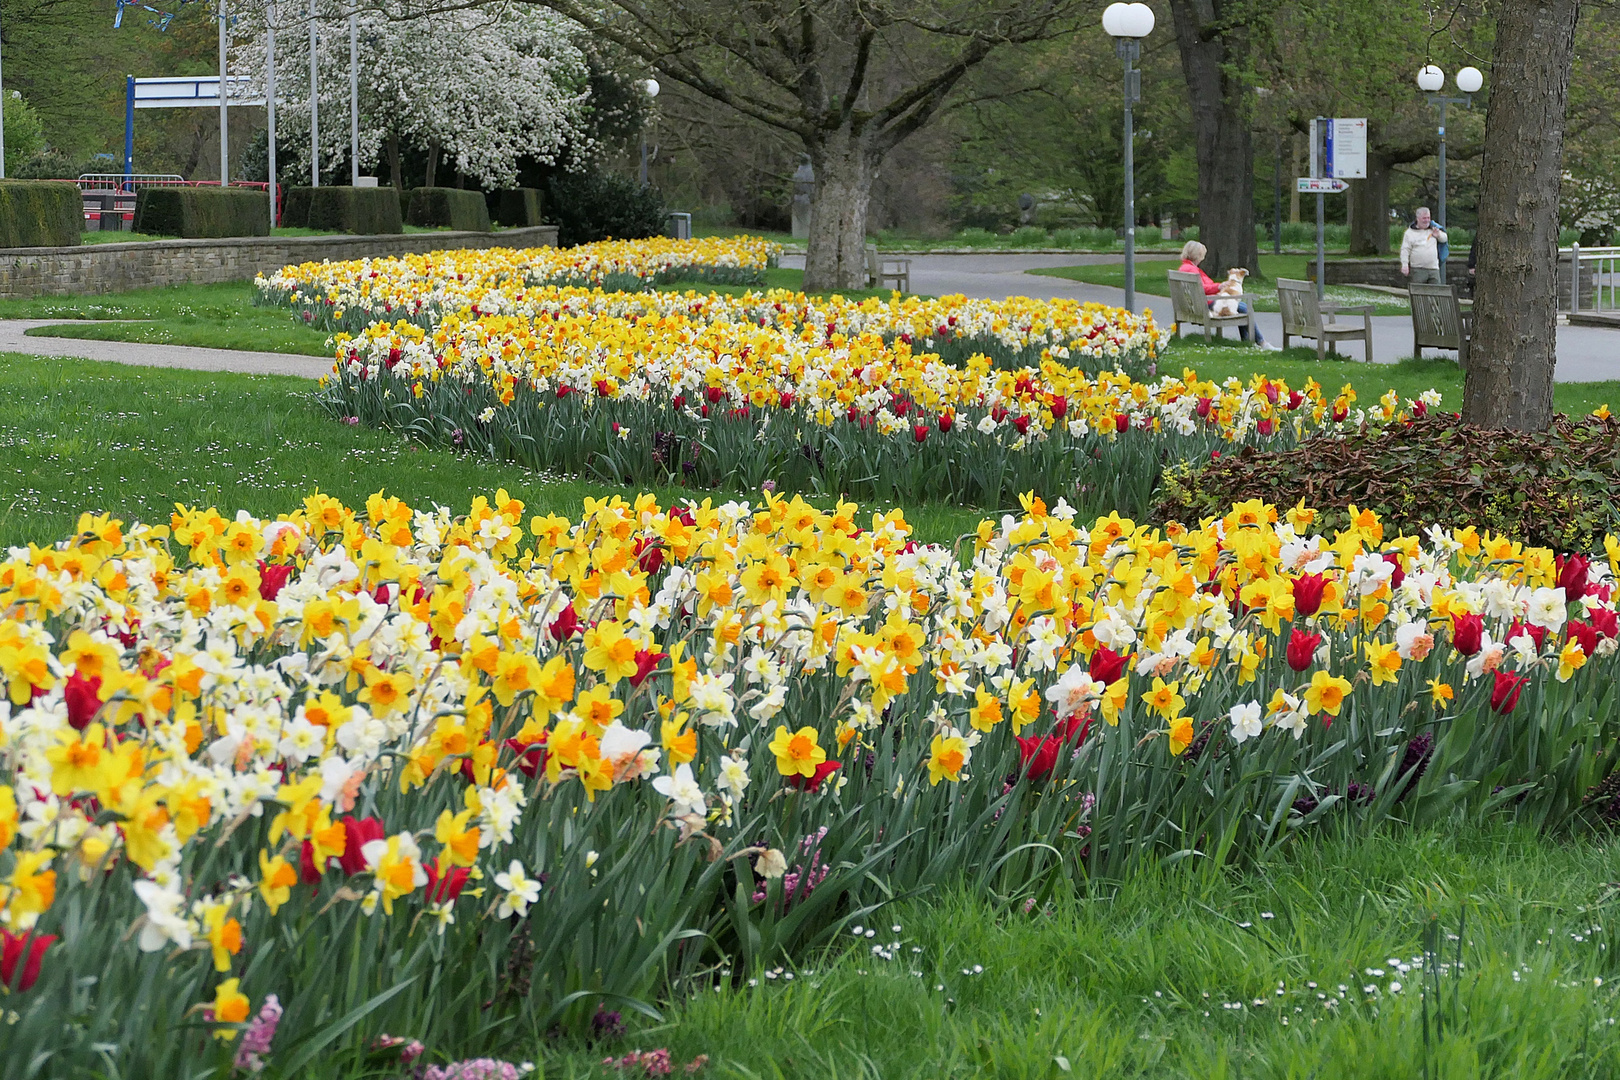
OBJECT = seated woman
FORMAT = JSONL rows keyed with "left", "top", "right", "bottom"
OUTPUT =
{"left": 1177, "top": 241, "right": 1277, "bottom": 350}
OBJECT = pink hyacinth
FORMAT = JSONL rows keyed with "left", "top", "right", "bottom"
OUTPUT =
{"left": 420, "top": 1059, "right": 531, "bottom": 1080}
{"left": 602, "top": 1048, "right": 710, "bottom": 1076}
{"left": 232, "top": 994, "right": 282, "bottom": 1073}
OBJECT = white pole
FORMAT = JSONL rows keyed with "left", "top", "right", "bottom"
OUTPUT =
{"left": 0, "top": 5, "right": 7, "bottom": 181}
{"left": 267, "top": 0, "right": 277, "bottom": 224}
{"left": 218, "top": 0, "right": 230, "bottom": 186}
{"left": 348, "top": 2, "right": 357, "bottom": 185}
{"left": 309, "top": 0, "right": 319, "bottom": 186}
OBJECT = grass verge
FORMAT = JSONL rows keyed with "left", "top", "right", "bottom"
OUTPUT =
{"left": 539, "top": 822, "right": 1619, "bottom": 1079}
{"left": 0, "top": 353, "right": 985, "bottom": 550}
{"left": 1032, "top": 255, "right": 1411, "bottom": 315}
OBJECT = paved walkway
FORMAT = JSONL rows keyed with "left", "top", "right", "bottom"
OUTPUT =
{"left": 4, "top": 253, "right": 1616, "bottom": 383}
{"left": 783, "top": 253, "right": 1620, "bottom": 383}
{"left": 0, "top": 320, "right": 332, "bottom": 379}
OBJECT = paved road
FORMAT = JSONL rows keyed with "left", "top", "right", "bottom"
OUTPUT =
{"left": 3, "top": 254, "right": 1616, "bottom": 383}
{"left": 783, "top": 252, "right": 1620, "bottom": 383}
{"left": 0, "top": 320, "right": 332, "bottom": 379}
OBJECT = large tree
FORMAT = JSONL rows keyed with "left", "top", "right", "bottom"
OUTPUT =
{"left": 1167, "top": 0, "right": 1261, "bottom": 278}
{"left": 517, "top": 0, "right": 1083, "bottom": 289}
{"left": 1464, "top": 0, "right": 1581, "bottom": 431}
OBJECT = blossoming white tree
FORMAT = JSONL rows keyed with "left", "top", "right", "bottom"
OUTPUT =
{"left": 231, "top": 0, "right": 591, "bottom": 189}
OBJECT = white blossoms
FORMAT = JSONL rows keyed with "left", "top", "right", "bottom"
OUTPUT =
{"left": 495, "top": 860, "right": 543, "bottom": 919}
{"left": 1228, "top": 701, "right": 1264, "bottom": 743}
{"left": 651, "top": 763, "right": 707, "bottom": 818}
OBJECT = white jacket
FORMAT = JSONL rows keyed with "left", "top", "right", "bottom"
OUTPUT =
{"left": 1400, "top": 225, "right": 1447, "bottom": 271}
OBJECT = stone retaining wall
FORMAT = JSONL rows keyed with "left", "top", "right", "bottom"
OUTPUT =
{"left": 0, "top": 224, "right": 559, "bottom": 298}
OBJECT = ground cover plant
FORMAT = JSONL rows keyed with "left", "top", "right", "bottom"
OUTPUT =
{"left": 2, "top": 486, "right": 1619, "bottom": 1076}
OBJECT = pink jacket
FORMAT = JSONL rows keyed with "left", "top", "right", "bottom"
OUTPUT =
{"left": 1178, "top": 260, "right": 1219, "bottom": 295}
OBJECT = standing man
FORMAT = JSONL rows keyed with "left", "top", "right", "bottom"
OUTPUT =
{"left": 1399, "top": 207, "right": 1447, "bottom": 284}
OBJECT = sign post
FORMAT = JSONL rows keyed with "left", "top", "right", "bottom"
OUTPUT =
{"left": 1312, "top": 117, "right": 1326, "bottom": 298}
{"left": 1301, "top": 117, "right": 1364, "bottom": 298}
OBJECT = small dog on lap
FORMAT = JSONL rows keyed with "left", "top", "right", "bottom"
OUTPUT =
{"left": 1209, "top": 267, "right": 1248, "bottom": 318}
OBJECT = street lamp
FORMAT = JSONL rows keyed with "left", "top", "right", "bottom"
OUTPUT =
{"left": 1417, "top": 64, "right": 1482, "bottom": 284}
{"left": 1103, "top": 2, "right": 1155, "bottom": 312}
{"left": 639, "top": 78, "right": 659, "bottom": 187}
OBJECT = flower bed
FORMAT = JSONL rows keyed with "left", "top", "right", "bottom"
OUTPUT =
{"left": 2, "top": 493, "right": 1618, "bottom": 1072}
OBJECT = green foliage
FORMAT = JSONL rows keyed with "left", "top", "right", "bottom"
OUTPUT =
{"left": 1, "top": 93, "right": 47, "bottom": 174}
{"left": 304, "top": 185, "right": 404, "bottom": 235}
{"left": 282, "top": 185, "right": 314, "bottom": 228}
{"left": 1155, "top": 414, "right": 1620, "bottom": 551}
{"left": 0, "top": 179, "right": 81, "bottom": 247}
{"left": 405, "top": 186, "right": 492, "bottom": 231}
{"left": 487, "top": 186, "right": 545, "bottom": 227}
{"left": 546, "top": 169, "right": 664, "bottom": 246}
{"left": 133, "top": 186, "right": 271, "bottom": 238}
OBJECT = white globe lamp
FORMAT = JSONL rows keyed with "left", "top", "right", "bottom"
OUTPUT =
{"left": 644, "top": 78, "right": 660, "bottom": 97}
{"left": 1416, "top": 65, "right": 1445, "bottom": 92}
{"left": 1455, "top": 66, "right": 1483, "bottom": 94}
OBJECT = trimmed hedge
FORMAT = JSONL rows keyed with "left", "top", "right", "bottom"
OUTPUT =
{"left": 0, "top": 180, "right": 82, "bottom": 248}
{"left": 486, "top": 187, "right": 543, "bottom": 228}
{"left": 1153, "top": 414, "right": 1620, "bottom": 552}
{"left": 306, "top": 186, "right": 403, "bottom": 234}
{"left": 134, "top": 187, "right": 270, "bottom": 238}
{"left": 405, "top": 187, "right": 490, "bottom": 232}
{"left": 281, "top": 187, "right": 314, "bottom": 229}
{"left": 546, "top": 170, "right": 664, "bottom": 246}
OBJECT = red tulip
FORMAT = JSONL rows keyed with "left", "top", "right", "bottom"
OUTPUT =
{"left": 1591, "top": 608, "right": 1618, "bottom": 640}
{"left": 1088, "top": 646, "right": 1128, "bottom": 685}
{"left": 258, "top": 561, "right": 295, "bottom": 601}
{"left": 1050, "top": 395, "right": 1067, "bottom": 420}
{"left": 1257, "top": 418, "right": 1275, "bottom": 436}
{"left": 705, "top": 386, "right": 723, "bottom": 404}
{"left": 1016, "top": 735, "right": 1061, "bottom": 781}
{"left": 634, "top": 538, "right": 664, "bottom": 576}
{"left": 1507, "top": 620, "right": 1547, "bottom": 652}
{"left": 778, "top": 391, "right": 795, "bottom": 409}
{"left": 548, "top": 605, "right": 580, "bottom": 642}
{"left": 1382, "top": 552, "right": 1405, "bottom": 591}
{"left": 505, "top": 736, "right": 548, "bottom": 779}
{"left": 1451, "top": 613, "right": 1484, "bottom": 657}
{"left": 629, "top": 649, "right": 667, "bottom": 689}
{"left": 785, "top": 761, "right": 841, "bottom": 792}
{"left": 937, "top": 413, "right": 954, "bottom": 433}
{"left": 912, "top": 423, "right": 930, "bottom": 444}
{"left": 64, "top": 672, "right": 102, "bottom": 731}
{"left": 426, "top": 860, "right": 471, "bottom": 903}
{"left": 1490, "top": 671, "right": 1528, "bottom": 714}
{"left": 1566, "top": 620, "right": 1599, "bottom": 658}
{"left": 1556, "top": 554, "right": 1591, "bottom": 601}
{"left": 1195, "top": 397, "right": 1213, "bottom": 418}
{"left": 1, "top": 929, "right": 56, "bottom": 992}
{"left": 1114, "top": 413, "right": 1130, "bottom": 433}
{"left": 299, "top": 839, "right": 324, "bottom": 884}
{"left": 1013, "top": 415, "right": 1031, "bottom": 435}
{"left": 337, "top": 816, "right": 385, "bottom": 876}
{"left": 1292, "top": 573, "right": 1327, "bottom": 617}
{"left": 1286, "top": 628, "right": 1323, "bottom": 672}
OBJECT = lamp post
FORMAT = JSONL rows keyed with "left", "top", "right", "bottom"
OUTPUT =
{"left": 639, "top": 78, "right": 659, "bottom": 187}
{"left": 1417, "top": 64, "right": 1482, "bottom": 284}
{"left": 1103, "top": 2, "right": 1155, "bottom": 313}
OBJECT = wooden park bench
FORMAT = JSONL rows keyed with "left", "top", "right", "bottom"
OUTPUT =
{"left": 865, "top": 245, "right": 911, "bottom": 292}
{"left": 1166, "top": 269, "right": 1255, "bottom": 341}
{"left": 1276, "top": 278, "right": 1375, "bottom": 361}
{"left": 1408, "top": 282, "right": 1472, "bottom": 368}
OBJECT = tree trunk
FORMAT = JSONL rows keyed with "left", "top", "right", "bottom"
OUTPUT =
{"left": 1463, "top": 0, "right": 1580, "bottom": 431}
{"left": 387, "top": 132, "right": 403, "bottom": 192}
{"left": 1348, "top": 150, "right": 1392, "bottom": 256}
{"left": 1169, "top": 0, "right": 1260, "bottom": 277}
{"left": 1289, "top": 132, "right": 1302, "bottom": 224}
{"left": 803, "top": 126, "right": 877, "bottom": 292}
{"left": 425, "top": 137, "right": 440, "bottom": 188}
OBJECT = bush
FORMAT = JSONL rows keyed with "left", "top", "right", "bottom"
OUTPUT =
{"left": 545, "top": 170, "right": 663, "bottom": 246}
{"left": 1008, "top": 225, "right": 1050, "bottom": 247}
{"left": 405, "top": 187, "right": 491, "bottom": 232}
{"left": 1153, "top": 414, "right": 1620, "bottom": 552}
{"left": 486, "top": 187, "right": 544, "bottom": 228}
{"left": 305, "top": 186, "right": 403, "bottom": 234}
{"left": 1053, "top": 226, "right": 1118, "bottom": 250}
{"left": 134, "top": 187, "right": 270, "bottom": 238}
{"left": 281, "top": 186, "right": 312, "bottom": 228}
{"left": 0, "top": 180, "right": 81, "bottom": 248}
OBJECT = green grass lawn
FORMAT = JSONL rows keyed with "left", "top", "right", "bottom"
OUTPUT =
{"left": 1033, "top": 255, "right": 1411, "bottom": 316}
{"left": 538, "top": 822, "right": 1618, "bottom": 1079}
{"left": 0, "top": 353, "right": 984, "bottom": 550}
{"left": 1165, "top": 338, "right": 1617, "bottom": 418}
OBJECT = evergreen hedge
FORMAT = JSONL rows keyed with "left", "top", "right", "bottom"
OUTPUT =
{"left": 486, "top": 187, "right": 544, "bottom": 228}
{"left": 545, "top": 170, "right": 664, "bottom": 246}
{"left": 134, "top": 187, "right": 270, "bottom": 238}
{"left": 0, "top": 180, "right": 82, "bottom": 248}
{"left": 280, "top": 187, "right": 314, "bottom": 229}
{"left": 405, "top": 187, "right": 491, "bottom": 232}
{"left": 306, "top": 186, "right": 403, "bottom": 234}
